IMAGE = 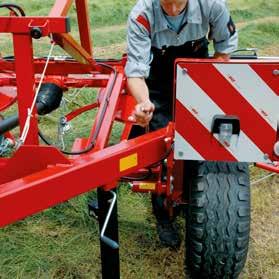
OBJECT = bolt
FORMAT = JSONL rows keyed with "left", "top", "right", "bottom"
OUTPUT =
{"left": 182, "top": 68, "right": 188, "bottom": 74}
{"left": 263, "top": 153, "right": 269, "bottom": 161}
{"left": 60, "top": 117, "right": 67, "bottom": 125}
{"left": 273, "top": 69, "right": 279, "bottom": 76}
{"left": 30, "top": 27, "right": 42, "bottom": 39}
{"left": 164, "top": 137, "right": 171, "bottom": 143}
{"left": 178, "top": 151, "right": 184, "bottom": 157}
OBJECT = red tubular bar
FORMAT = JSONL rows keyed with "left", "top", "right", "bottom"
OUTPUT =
{"left": 65, "top": 103, "right": 99, "bottom": 121}
{"left": 75, "top": 0, "right": 93, "bottom": 56}
{"left": 92, "top": 74, "right": 124, "bottom": 150}
{"left": 0, "top": 59, "right": 124, "bottom": 75}
{"left": 13, "top": 33, "right": 38, "bottom": 145}
{"left": 256, "top": 162, "right": 279, "bottom": 173}
{"left": 0, "top": 71, "right": 110, "bottom": 88}
{"left": 49, "top": 0, "right": 73, "bottom": 17}
{"left": 86, "top": 73, "right": 123, "bottom": 150}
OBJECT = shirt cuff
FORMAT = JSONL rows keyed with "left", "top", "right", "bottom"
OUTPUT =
{"left": 125, "top": 61, "right": 150, "bottom": 78}
{"left": 214, "top": 32, "right": 238, "bottom": 54}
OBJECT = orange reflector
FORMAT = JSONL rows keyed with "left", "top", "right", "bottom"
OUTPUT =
{"left": 139, "top": 182, "right": 156, "bottom": 191}
{"left": 119, "top": 153, "right": 138, "bottom": 172}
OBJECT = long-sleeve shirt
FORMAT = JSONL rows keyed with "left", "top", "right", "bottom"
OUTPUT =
{"left": 125, "top": 0, "right": 238, "bottom": 78}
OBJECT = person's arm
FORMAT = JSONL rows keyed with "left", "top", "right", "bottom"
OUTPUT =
{"left": 125, "top": 10, "right": 155, "bottom": 127}
{"left": 209, "top": 1, "right": 238, "bottom": 59}
{"left": 127, "top": 77, "right": 154, "bottom": 127}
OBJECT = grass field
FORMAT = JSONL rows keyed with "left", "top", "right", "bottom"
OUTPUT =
{"left": 0, "top": 0, "right": 278, "bottom": 278}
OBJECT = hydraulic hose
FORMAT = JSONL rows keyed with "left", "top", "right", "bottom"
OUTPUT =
{"left": 0, "top": 83, "right": 63, "bottom": 134}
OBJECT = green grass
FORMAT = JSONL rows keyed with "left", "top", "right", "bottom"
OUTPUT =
{"left": 230, "top": 0, "right": 279, "bottom": 22}
{"left": 0, "top": 0, "right": 279, "bottom": 278}
{"left": 93, "top": 28, "right": 127, "bottom": 47}
{"left": 238, "top": 22, "right": 279, "bottom": 52}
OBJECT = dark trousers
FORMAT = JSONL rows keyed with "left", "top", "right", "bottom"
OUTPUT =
{"left": 129, "top": 89, "right": 173, "bottom": 224}
{"left": 129, "top": 37, "right": 209, "bottom": 224}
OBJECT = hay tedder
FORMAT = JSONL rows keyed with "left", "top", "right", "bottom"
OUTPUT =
{"left": 0, "top": 1, "right": 278, "bottom": 278}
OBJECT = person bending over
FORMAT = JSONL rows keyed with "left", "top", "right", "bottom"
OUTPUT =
{"left": 125, "top": 0, "right": 238, "bottom": 248}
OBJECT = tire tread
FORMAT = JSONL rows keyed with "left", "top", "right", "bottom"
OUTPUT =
{"left": 185, "top": 161, "right": 250, "bottom": 279}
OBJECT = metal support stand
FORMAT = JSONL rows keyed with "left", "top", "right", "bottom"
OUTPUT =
{"left": 97, "top": 188, "right": 120, "bottom": 279}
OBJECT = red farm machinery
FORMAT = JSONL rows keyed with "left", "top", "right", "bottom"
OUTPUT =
{"left": 0, "top": 1, "right": 278, "bottom": 278}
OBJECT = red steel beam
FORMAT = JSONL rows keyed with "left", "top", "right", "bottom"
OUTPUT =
{"left": 0, "top": 17, "right": 69, "bottom": 34}
{"left": 49, "top": 0, "right": 73, "bottom": 17}
{"left": 48, "top": 0, "right": 95, "bottom": 65}
{"left": 0, "top": 59, "right": 124, "bottom": 75}
{"left": 89, "top": 73, "right": 124, "bottom": 151}
{"left": 0, "top": 127, "right": 170, "bottom": 227}
{"left": 13, "top": 34, "right": 38, "bottom": 145}
{"left": 75, "top": 0, "right": 93, "bottom": 56}
{"left": 256, "top": 162, "right": 279, "bottom": 173}
{"left": 53, "top": 33, "right": 94, "bottom": 65}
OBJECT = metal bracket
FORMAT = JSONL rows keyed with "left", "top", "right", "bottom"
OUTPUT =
{"left": 100, "top": 191, "right": 119, "bottom": 249}
{"left": 232, "top": 48, "right": 258, "bottom": 56}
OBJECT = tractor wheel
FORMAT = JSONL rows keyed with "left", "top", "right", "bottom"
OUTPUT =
{"left": 184, "top": 161, "right": 250, "bottom": 279}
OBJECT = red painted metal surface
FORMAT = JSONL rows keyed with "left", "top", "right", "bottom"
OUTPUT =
{"left": 49, "top": 0, "right": 73, "bottom": 17}
{"left": 0, "top": 17, "right": 69, "bottom": 34}
{"left": 256, "top": 162, "right": 279, "bottom": 173}
{"left": 0, "top": 127, "right": 170, "bottom": 227}
{"left": 13, "top": 33, "right": 38, "bottom": 145}
{"left": 0, "top": 86, "right": 17, "bottom": 111}
{"left": 75, "top": 0, "right": 93, "bottom": 56}
{"left": 65, "top": 102, "right": 99, "bottom": 122}
{"left": 0, "top": 0, "right": 175, "bottom": 227}
{"left": 0, "top": 0, "right": 277, "bottom": 231}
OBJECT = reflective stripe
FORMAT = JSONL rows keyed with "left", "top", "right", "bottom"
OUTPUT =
{"left": 175, "top": 65, "right": 269, "bottom": 162}
{"left": 214, "top": 64, "right": 278, "bottom": 129}
{"left": 174, "top": 131, "right": 204, "bottom": 160}
{"left": 181, "top": 63, "right": 276, "bottom": 154}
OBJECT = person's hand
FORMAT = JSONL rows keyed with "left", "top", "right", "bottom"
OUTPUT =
{"left": 128, "top": 99, "right": 155, "bottom": 127}
{"left": 213, "top": 52, "right": 230, "bottom": 62}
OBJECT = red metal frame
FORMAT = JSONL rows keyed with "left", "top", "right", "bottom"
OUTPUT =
{"left": 0, "top": 0, "right": 278, "bottom": 229}
{"left": 0, "top": 0, "right": 174, "bottom": 227}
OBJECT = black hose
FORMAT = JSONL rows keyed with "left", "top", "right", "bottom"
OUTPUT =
{"left": 121, "top": 168, "right": 153, "bottom": 181}
{"left": 0, "top": 103, "right": 45, "bottom": 134}
{"left": 0, "top": 3, "right": 26, "bottom": 16}
{"left": 0, "top": 114, "right": 19, "bottom": 134}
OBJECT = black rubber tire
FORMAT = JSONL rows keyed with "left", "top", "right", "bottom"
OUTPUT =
{"left": 185, "top": 161, "right": 250, "bottom": 279}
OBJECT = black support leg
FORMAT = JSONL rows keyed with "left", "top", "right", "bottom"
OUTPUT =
{"left": 97, "top": 188, "right": 120, "bottom": 279}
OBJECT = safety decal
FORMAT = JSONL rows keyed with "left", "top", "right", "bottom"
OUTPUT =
{"left": 174, "top": 62, "right": 279, "bottom": 163}
{"left": 138, "top": 182, "right": 156, "bottom": 191}
{"left": 119, "top": 153, "right": 138, "bottom": 172}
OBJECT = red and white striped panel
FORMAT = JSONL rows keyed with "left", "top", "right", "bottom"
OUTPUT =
{"left": 174, "top": 60, "right": 279, "bottom": 163}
